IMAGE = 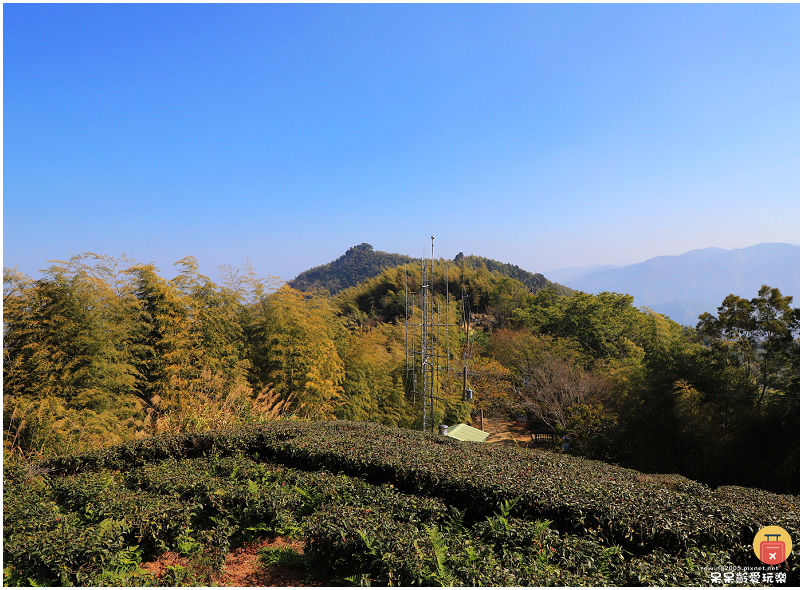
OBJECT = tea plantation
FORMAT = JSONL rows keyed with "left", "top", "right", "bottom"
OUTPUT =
{"left": 4, "top": 421, "right": 798, "bottom": 586}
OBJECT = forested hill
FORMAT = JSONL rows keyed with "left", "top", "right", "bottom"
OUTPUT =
{"left": 289, "top": 243, "right": 572, "bottom": 296}
{"left": 289, "top": 243, "right": 414, "bottom": 294}
{"left": 454, "top": 253, "right": 571, "bottom": 295}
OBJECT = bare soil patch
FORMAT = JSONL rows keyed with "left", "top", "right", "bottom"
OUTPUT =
{"left": 140, "top": 536, "right": 329, "bottom": 587}
{"left": 139, "top": 551, "right": 190, "bottom": 580}
{"left": 476, "top": 416, "right": 537, "bottom": 448}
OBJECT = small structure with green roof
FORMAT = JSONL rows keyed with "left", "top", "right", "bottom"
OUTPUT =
{"left": 443, "top": 423, "right": 490, "bottom": 443}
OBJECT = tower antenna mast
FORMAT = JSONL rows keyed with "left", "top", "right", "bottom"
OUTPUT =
{"left": 405, "top": 235, "right": 457, "bottom": 434}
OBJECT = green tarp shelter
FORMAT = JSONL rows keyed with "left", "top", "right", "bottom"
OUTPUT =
{"left": 444, "top": 423, "right": 490, "bottom": 443}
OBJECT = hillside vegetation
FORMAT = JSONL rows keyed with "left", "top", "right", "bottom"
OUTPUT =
{"left": 5, "top": 420, "right": 798, "bottom": 586}
{"left": 288, "top": 243, "right": 415, "bottom": 294}
{"left": 288, "top": 243, "right": 572, "bottom": 297}
{"left": 4, "top": 251, "right": 800, "bottom": 497}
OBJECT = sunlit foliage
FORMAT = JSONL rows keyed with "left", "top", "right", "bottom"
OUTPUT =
{"left": 4, "top": 252, "right": 799, "bottom": 495}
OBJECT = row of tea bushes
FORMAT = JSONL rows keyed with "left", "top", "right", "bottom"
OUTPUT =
{"left": 5, "top": 452, "right": 746, "bottom": 587}
{"left": 13, "top": 420, "right": 799, "bottom": 584}
{"left": 4, "top": 453, "right": 455, "bottom": 586}
{"left": 42, "top": 420, "right": 793, "bottom": 555}
{"left": 304, "top": 502, "right": 747, "bottom": 586}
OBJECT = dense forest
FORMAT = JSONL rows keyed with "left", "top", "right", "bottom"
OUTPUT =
{"left": 4, "top": 251, "right": 800, "bottom": 494}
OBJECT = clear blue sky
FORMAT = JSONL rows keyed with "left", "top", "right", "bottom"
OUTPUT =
{"left": 5, "top": 4, "right": 800, "bottom": 283}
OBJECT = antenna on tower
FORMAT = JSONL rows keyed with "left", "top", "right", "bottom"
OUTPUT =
{"left": 405, "top": 236, "right": 471, "bottom": 435}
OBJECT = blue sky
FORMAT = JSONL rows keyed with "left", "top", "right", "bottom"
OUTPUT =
{"left": 4, "top": 4, "right": 800, "bottom": 283}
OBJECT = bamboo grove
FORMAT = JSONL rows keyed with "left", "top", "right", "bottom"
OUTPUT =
{"left": 4, "top": 252, "right": 800, "bottom": 494}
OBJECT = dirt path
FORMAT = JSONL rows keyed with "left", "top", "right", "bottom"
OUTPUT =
{"left": 141, "top": 536, "right": 329, "bottom": 587}
{"left": 477, "top": 416, "right": 537, "bottom": 448}
{"left": 218, "top": 537, "right": 326, "bottom": 587}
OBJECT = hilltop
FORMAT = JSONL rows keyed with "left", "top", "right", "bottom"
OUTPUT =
{"left": 289, "top": 243, "right": 572, "bottom": 296}
{"left": 289, "top": 243, "right": 414, "bottom": 294}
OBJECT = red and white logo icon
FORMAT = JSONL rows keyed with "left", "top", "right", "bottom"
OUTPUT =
{"left": 753, "top": 526, "right": 793, "bottom": 566}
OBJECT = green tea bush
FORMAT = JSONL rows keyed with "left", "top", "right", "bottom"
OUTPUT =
{"left": 5, "top": 420, "right": 798, "bottom": 586}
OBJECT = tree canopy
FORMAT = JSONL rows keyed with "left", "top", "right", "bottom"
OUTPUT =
{"left": 4, "top": 253, "right": 799, "bottom": 494}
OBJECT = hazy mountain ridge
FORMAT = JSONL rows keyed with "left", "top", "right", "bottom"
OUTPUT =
{"left": 564, "top": 243, "right": 800, "bottom": 326}
{"left": 542, "top": 264, "right": 622, "bottom": 284}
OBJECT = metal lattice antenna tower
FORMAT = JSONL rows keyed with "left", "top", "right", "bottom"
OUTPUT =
{"left": 405, "top": 236, "right": 454, "bottom": 434}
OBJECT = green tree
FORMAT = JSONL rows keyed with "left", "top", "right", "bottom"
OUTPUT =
{"left": 512, "top": 291, "right": 647, "bottom": 362}
{"left": 697, "top": 285, "right": 800, "bottom": 407}
{"left": 3, "top": 254, "right": 148, "bottom": 458}
{"left": 127, "top": 263, "right": 199, "bottom": 407}
{"left": 172, "top": 257, "right": 251, "bottom": 389}
{"left": 3, "top": 255, "right": 142, "bottom": 405}
{"left": 248, "top": 285, "right": 344, "bottom": 419}
{"left": 335, "top": 324, "right": 411, "bottom": 427}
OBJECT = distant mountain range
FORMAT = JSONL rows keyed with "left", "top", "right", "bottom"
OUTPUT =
{"left": 542, "top": 265, "right": 621, "bottom": 284}
{"left": 557, "top": 243, "right": 800, "bottom": 326}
